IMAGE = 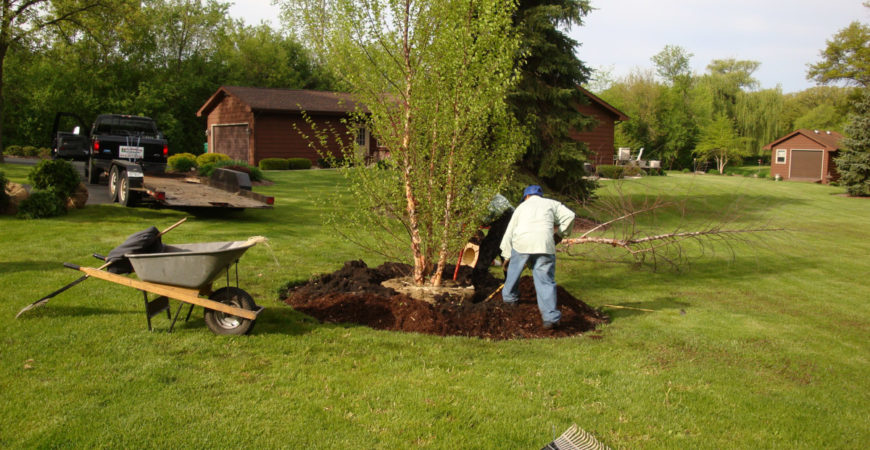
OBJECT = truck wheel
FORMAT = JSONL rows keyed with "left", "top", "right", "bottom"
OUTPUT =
{"left": 108, "top": 167, "right": 120, "bottom": 202}
{"left": 204, "top": 287, "right": 257, "bottom": 335}
{"left": 118, "top": 170, "right": 137, "bottom": 207}
{"left": 87, "top": 158, "right": 100, "bottom": 185}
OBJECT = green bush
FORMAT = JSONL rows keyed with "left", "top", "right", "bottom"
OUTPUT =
{"left": 17, "top": 189, "right": 67, "bottom": 219}
{"left": 0, "top": 169, "right": 9, "bottom": 212}
{"left": 259, "top": 158, "right": 290, "bottom": 170}
{"left": 597, "top": 165, "right": 624, "bottom": 179}
{"left": 287, "top": 158, "right": 312, "bottom": 170}
{"left": 623, "top": 165, "right": 643, "bottom": 177}
{"left": 196, "top": 152, "right": 231, "bottom": 167}
{"left": 682, "top": 168, "right": 690, "bottom": 173}
{"left": 167, "top": 153, "right": 198, "bottom": 172}
{"left": 4, "top": 145, "right": 23, "bottom": 156}
{"left": 23, "top": 146, "right": 39, "bottom": 157}
{"left": 706, "top": 168, "right": 720, "bottom": 175}
{"left": 198, "top": 160, "right": 266, "bottom": 182}
{"left": 645, "top": 168, "right": 665, "bottom": 176}
{"left": 27, "top": 159, "right": 81, "bottom": 199}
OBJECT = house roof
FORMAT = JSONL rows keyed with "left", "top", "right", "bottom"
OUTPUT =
{"left": 577, "top": 85, "right": 630, "bottom": 122}
{"left": 197, "top": 86, "right": 363, "bottom": 117}
{"left": 763, "top": 129, "right": 844, "bottom": 151}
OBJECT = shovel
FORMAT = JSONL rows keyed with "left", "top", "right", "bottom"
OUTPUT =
{"left": 15, "top": 217, "right": 187, "bottom": 318}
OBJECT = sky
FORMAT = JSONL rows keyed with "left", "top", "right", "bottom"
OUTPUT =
{"left": 229, "top": 0, "right": 869, "bottom": 94}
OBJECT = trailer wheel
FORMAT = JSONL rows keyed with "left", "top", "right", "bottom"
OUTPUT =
{"left": 87, "top": 158, "right": 100, "bottom": 184}
{"left": 117, "top": 170, "right": 137, "bottom": 207}
{"left": 108, "top": 166, "right": 120, "bottom": 201}
{"left": 204, "top": 287, "right": 257, "bottom": 335}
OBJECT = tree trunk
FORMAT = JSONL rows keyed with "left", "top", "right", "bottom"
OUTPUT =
{"left": 0, "top": 42, "right": 6, "bottom": 163}
{"left": 399, "top": 0, "right": 426, "bottom": 286}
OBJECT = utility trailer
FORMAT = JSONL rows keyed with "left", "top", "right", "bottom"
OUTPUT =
{"left": 106, "top": 160, "right": 273, "bottom": 209}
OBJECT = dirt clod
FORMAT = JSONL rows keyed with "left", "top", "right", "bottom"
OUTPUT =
{"left": 283, "top": 260, "right": 609, "bottom": 340}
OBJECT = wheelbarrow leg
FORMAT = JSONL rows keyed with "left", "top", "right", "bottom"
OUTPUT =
{"left": 168, "top": 301, "right": 186, "bottom": 333}
{"left": 142, "top": 292, "right": 170, "bottom": 332}
{"left": 184, "top": 304, "right": 195, "bottom": 322}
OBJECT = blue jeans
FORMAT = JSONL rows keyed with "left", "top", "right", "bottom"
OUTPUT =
{"left": 502, "top": 250, "right": 561, "bottom": 324}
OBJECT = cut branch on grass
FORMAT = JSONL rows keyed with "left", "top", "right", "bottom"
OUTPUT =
{"left": 561, "top": 179, "right": 785, "bottom": 270}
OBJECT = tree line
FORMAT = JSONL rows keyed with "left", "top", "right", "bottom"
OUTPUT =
{"left": 1, "top": 0, "right": 334, "bottom": 158}
{"left": 593, "top": 45, "right": 859, "bottom": 172}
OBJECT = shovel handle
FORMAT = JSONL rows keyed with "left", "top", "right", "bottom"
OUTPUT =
{"left": 158, "top": 217, "right": 187, "bottom": 237}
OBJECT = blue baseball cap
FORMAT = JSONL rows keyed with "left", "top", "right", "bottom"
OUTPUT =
{"left": 523, "top": 185, "right": 544, "bottom": 198}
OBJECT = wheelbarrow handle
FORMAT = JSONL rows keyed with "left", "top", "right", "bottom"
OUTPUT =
{"left": 64, "top": 262, "right": 81, "bottom": 270}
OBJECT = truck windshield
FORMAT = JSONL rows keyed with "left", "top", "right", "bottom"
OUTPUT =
{"left": 94, "top": 117, "right": 158, "bottom": 136}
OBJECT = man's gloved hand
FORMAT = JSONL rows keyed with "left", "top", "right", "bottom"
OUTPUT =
{"left": 502, "top": 258, "right": 510, "bottom": 274}
{"left": 553, "top": 233, "right": 563, "bottom": 245}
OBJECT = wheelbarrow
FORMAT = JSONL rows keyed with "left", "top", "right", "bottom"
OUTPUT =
{"left": 64, "top": 239, "right": 265, "bottom": 335}
{"left": 17, "top": 219, "right": 265, "bottom": 335}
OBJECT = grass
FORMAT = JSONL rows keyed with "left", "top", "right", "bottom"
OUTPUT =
{"left": 1, "top": 164, "right": 869, "bottom": 448}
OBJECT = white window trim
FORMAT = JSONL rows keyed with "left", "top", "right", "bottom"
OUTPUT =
{"left": 775, "top": 149, "right": 787, "bottom": 165}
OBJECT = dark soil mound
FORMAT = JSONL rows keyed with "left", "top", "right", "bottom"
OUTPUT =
{"left": 283, "top": 260, "right": 609, "bottom": 340}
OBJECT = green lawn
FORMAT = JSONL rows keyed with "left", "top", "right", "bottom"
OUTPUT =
{"left": 1, "top": 165, "right": 868, "bottom": 448}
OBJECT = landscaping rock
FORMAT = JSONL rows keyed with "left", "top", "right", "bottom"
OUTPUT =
{"left": 66, "top": 182, "right": 89, "bottom": 209}
{"left": 3, "top": 182, "right": 30, "bottom": 215}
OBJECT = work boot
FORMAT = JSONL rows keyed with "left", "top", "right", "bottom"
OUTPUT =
{"left": 542, "top": 321, "right": 559, "bottom": 330}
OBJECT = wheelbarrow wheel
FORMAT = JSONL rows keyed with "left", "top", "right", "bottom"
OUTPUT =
{"left": 204, "top": 287, "right": 257, "bottom": 335}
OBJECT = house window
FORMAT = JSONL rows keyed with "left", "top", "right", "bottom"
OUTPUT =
{"left": 356, "top": 127, "right": 368, "bottom": 148}
{"left": 775, "top": 149, "right": 787, "bottom": 164}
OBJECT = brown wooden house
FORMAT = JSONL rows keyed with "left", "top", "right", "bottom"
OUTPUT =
{"left": 763, "top": 129, "right": 844, "bottom": 183}
{"left": 571, "top": 86, "right": 630, "bottom": 166}
{"left": 196, "top": 86, "right": 376, "bottom": 166}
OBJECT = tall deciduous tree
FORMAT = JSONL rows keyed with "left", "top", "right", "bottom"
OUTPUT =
{"left": 834, "top": 88, "right": 870, "bottom": 196}
{"left": 510, "top": 0, "right": 596, "bottom": 199}
{"left": 807, "top": 6, "right": 870, "bottom": 88}
{"left": 693, "top": 113, "right": 746, "bottom": 174}
{"left": 283, "top": 0, "right": 526, "bottom": 286}
{"left": 0, "top": 0, "right": 106, "bottom": 162}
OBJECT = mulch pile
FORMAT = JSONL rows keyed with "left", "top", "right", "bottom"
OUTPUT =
{"left": 282, "top": 260, "right": 609, "bottom": 340}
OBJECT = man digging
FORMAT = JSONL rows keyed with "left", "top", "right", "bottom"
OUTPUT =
{"left": 499, "top": 185, "right": 576, "bottom": 329}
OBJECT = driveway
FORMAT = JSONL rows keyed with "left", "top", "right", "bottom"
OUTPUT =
{"left": 4, "top": 157, "right": 112, "bottom": 205}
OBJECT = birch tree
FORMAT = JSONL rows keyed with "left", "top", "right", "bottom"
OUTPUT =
{"left": 282, "top": 0, "right": 526, "bottom": 286}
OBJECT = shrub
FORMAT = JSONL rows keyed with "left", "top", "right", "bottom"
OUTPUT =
{"left": 27, "top": 159, "right": 81, "bottom": 199}
{"left": 287, "top": 158, "right": 312, "bottom": 170}
{"left": 0, "top": 169, "right": 9, "bottom": 212}
{"left": 596, "top": 165, "right": 624, "bottom": 179}
{"left": 167, "top": 153, "right": 198, "bottom": 172}
{"left": 682, "top": 168, "right": 690, "bottom": 173}
{"left": 17, "top": 189, "right": 67, "bottom": 219}
{"left": 259, "top": 158, "right": 290, "bottom": 170}
{"left": 4, "top": 145, "right": 23, "bottom": 156}
{"left": 198, "top": 160, "right": 266, "bottom": 182}
{"left": 22, "top": 146, "right": 39, "bottom": 157}
{"left": 623, "top": 165, "right": 643, "bottom": 177}
{"left": 706, "top": 168, "right": 720, "bottom": 175}
{"left": 196, "top": 152, "right": 231, "bottom": 167}
{"left": 645, "top": 168, "right": 665, "bottom": 176}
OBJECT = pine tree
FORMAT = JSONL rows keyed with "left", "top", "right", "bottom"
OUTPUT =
{"left": 510, "top": 0, "right": 596, "bottom": 199}
{"left": 835, "top": 89, "right": 870, "bottom": 196}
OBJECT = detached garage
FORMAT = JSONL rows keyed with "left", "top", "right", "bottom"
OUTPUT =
{"left": 197, "top": 86, "right": 377, "bottom": 166}
{"left": 763, "top": 129, "right": 844, "bottom": 183}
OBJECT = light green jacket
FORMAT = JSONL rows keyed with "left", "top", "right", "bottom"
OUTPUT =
{"left": 499, "top": 195, "right": 576, "bottom": 258}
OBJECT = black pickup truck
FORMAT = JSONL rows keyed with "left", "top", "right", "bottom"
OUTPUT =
{"left": 86, "top": 114, "right": 169, "bottom": 184}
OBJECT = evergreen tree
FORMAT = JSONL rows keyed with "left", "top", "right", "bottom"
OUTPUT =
{"left": 510, "top": 0, "right": 596, "bottom": 199}
{"left": 834, "top": 89, "right": 870, "bottom": 196}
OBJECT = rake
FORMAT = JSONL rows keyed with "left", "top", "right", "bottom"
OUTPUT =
{"left": 541, "top": 424, "right": 609, "bottom": 450}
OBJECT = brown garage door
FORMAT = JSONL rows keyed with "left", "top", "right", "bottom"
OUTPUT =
{"left": 213, "top": 124, "right": 249, "bottom": 162}
{"left": 790, "top": 150, "right": 823, "bottom": 180}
